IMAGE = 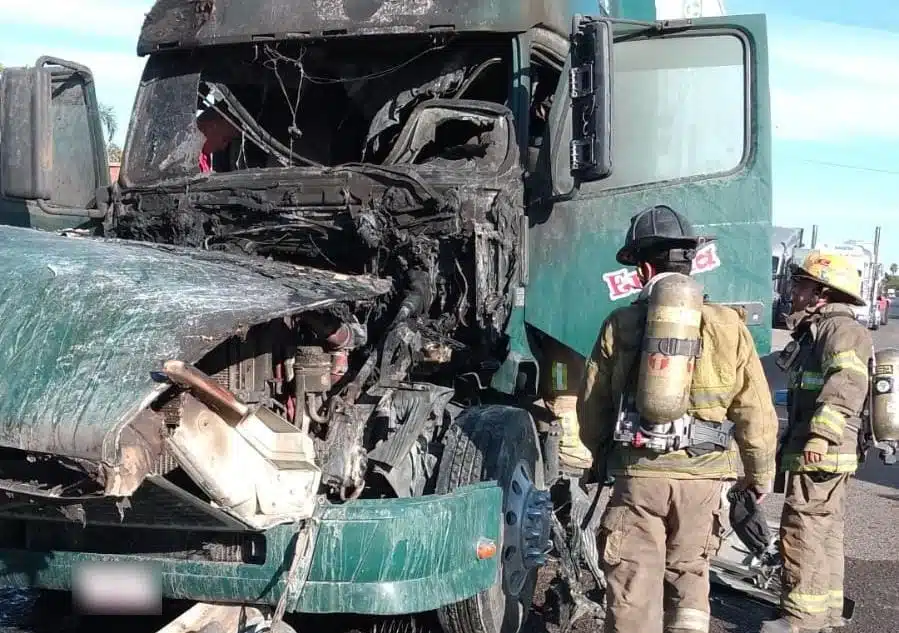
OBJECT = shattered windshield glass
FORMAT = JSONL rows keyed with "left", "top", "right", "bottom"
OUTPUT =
{"left": 122, "top": 36, "right": 513, "bottom": 185}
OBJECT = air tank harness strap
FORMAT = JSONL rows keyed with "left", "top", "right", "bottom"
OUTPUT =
{"left": 614, "top": 411, "right": 735, "bottom": 456}
{"left": 685, "top": 417, "right": 735, "bottom": 457}
{"left": 643, "top": 337, "right": 703, "bottom": 357}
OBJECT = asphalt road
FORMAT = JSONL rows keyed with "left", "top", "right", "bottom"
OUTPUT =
{"left": 0, "top": 324, "right": 896, "bottom": 633}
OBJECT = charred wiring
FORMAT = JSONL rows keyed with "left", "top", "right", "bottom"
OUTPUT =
{"left": 106, "top": 32, "right": 525, "bottom": 502}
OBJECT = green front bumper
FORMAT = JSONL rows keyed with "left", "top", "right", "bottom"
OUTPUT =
{"left": 0, "top": 482, "right": 502, "bottom": 615}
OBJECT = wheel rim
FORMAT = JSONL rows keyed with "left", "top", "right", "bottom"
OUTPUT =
{"left": 501, "top": 461, "right": 552, "bottom": 596}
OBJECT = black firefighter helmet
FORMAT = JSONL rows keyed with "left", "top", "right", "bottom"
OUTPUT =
{"left": 615, "top": 205, "right": 715, "bottom": 266}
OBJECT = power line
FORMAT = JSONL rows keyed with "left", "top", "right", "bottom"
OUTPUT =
{"left": 796, "top": 158, "right": 899, "bottom": 177}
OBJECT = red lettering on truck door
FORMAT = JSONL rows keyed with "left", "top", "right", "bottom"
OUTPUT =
{"left": 602, "top": 243, "right": 722, "bottom": 301}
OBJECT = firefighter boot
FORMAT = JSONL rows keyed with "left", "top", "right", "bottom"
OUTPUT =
{"left": 758, "top": 617, "right": 827, "bottom": 633}
{"left": 820, "top": 616, "right": 850, "bottom": 632}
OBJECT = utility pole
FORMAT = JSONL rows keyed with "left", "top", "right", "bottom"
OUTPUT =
{"left": 874, "top": 225, "right": 883, "bottom": 308}
{"left": 874, "top": 225, "right": 881, "bottom": 265}
{"left": 810, "top": 225, "right": 818, "bottom": 248}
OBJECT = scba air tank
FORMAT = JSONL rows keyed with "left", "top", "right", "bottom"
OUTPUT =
{"left": 636, "top": 273, "right": 704, "bottom": 423}
{"left": 872, "top": 348, "right": 899, "bottom": 442}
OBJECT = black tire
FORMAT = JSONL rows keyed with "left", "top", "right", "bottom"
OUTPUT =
{"left": 436, "top": 406, "right": 546, "bottom": 633}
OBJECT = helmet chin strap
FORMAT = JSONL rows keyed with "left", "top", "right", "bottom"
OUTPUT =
{"left": 637, "top": 261, "right": 659, "bottom": 284}
{"left": 814, "top": 285, "right": 834, "bottom": 307}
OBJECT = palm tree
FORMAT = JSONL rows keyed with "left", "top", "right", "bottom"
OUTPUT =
{"left": 96, "top": 103, "right": 123, "bottom": 164}
{"left": 97, "top": 103, "right": 118, "bottom": 145}
{"left": 891, "top": 263, "right": 898, "bottom": 276}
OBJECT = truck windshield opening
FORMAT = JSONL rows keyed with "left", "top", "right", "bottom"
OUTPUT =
{"left": 122, "top": 35, "right": 514, "bottom": 185}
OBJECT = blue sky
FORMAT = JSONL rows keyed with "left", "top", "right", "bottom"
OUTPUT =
{"left": 0, "top": 0, "right": 897, "bottom": 265}
{"left": 729, "top": 0, "right": 899, "bottom": 267}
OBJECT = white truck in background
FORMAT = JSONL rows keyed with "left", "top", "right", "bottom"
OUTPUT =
{"left": 804, "top": 242, "right": 881, "bottom": 330}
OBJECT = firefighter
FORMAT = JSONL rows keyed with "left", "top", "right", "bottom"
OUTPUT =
{"left": 577, "top": 205, "right": 779, "bottom": 633}
{"left": 759, "top": 252, "right": 873, "bottom": 633}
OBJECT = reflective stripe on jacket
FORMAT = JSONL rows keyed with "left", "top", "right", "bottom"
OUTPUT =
{"left": 783, "top": 303, "right": 873, "bottom": 474}
{"left": 577, "top": 301, "right": 778, "bottom": 486}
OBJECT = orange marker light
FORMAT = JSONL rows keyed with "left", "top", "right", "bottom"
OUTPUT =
{"left": 476, "top": 539, "right": 497, "bottom": 560}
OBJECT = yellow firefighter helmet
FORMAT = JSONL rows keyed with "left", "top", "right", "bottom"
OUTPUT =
{"left": 792, "top": 250, "right": 866, "bottom": 307}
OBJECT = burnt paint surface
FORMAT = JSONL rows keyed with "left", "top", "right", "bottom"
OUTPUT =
{"left": 0, "top": 225, "right": 390, "bottom": 464}
{"left": 0, "top": 482, "right": 502, "bottom": 614}
{"left": 136, "top": 0, "right": 661, "bottom": 56}
{"left": 137, "top": 0, "right": 580, "bottom": 54}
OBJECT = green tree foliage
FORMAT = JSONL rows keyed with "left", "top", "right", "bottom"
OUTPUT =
{"left": 884, "top": 264, "right": 899, "bottom": 291}
{"left": 107, "top": 143, "right": 123, "bottom": 163}
{"left": 97, "top": 103, "right": 123, "bottom": 163}
{"left": 98, "top": 103, "right": 118, "bottom": 145}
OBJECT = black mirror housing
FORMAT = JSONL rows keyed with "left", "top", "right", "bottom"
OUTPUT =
{"left": 0, "top": 66, "right": 53, "bottom": 199}
{"left": 569, "top": 15, "right": 613, "bottom": 181}
{"left": 0, "top": 57, "right": 109, "bottom": 222}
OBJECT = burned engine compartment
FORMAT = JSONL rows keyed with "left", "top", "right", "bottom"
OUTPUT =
{"left": 104, "top": 33, "right": 527, "bottom": 507}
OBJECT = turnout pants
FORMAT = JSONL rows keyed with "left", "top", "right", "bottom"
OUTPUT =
{"left": 598, "top": 476, "right": 728, "bottom": 633}
{"left": 779, "top": 472, "right": 851, "bottom": 630}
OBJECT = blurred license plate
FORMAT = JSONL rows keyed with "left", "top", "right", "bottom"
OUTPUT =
{"left": 72, "top": 561, "right": 162, "bottom": 615}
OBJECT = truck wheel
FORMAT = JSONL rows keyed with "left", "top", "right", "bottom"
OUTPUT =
{"left": 436, "top": 406, "right": 550, "bottom": 633}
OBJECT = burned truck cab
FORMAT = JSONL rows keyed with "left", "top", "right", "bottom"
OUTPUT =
{"left": 0, "top": 0, "right": 774, "bottom": 629}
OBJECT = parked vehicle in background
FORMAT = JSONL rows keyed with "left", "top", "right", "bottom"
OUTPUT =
{"left": 771, "top": 226, "right": 805, "bottom": 326}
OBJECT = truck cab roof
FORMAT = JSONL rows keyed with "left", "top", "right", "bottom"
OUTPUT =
{"left": 137, "top": 0, "right": 591, "bottom": 55}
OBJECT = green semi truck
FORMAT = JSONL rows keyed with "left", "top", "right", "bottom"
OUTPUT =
{"left": 0, "top": 0, "right": 773, "bottom": 630}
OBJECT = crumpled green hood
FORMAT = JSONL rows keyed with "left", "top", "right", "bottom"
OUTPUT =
{"left": 0, "top": 226, "right": 389, "bottom": 469}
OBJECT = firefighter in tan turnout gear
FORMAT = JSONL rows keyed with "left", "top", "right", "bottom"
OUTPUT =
{"left": 759, "top": 251, "right": 874, "bottom": 633}
{"left": 577, "top": 205, "right": 779, "bottom": 633}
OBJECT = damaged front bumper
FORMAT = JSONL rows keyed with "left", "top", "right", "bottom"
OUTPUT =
{"left": 0, "top": 482, "right": 503, "bottom": 615}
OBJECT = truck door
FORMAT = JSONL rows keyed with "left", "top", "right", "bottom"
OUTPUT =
{"left": 0, "top": 57, "right": 109, "bottom": 231}
{"left": 526, "top": 14, "right": 773, "bottom": 358}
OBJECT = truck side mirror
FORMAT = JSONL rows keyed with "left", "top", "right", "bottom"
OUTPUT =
{"left": 0, "top": 57, "right": 108, "bottom": 217}
{"left": 0, "top": 65, "right": 53, "bottom": 199}
{"left": 568, "top": 15, "right": 613, "bottom": 181}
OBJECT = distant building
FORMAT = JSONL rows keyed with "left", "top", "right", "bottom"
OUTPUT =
{"left": 600, "top": 0, "right": 726, "bottom": 19}
{"left": 655, "top": 0, "right": 726, "bottom": 19}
